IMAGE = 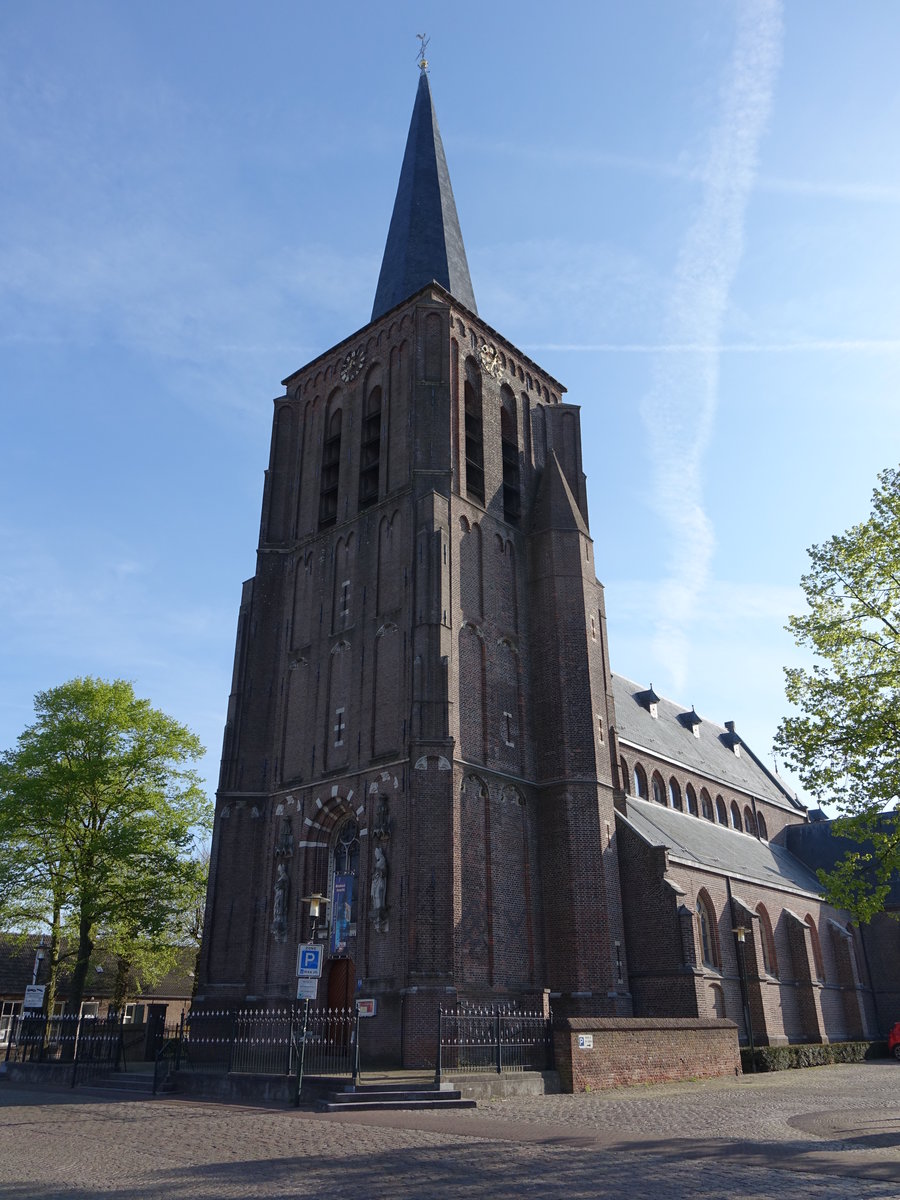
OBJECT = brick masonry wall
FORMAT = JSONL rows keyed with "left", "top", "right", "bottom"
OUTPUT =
{"left": 555, "top": 1017, "right": 741, "bottom": 1092}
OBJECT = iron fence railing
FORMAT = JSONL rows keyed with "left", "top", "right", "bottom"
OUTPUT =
{"left": 3, "top": 1012, "right": 126, "bottom": 1086}
{"left": 152, "top": 1006, "right": 358, "bottom": 1094}
{"left": 436, "top": 1006, "right": 553, "bottom": 1083}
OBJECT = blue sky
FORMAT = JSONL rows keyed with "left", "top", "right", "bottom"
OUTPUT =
{"left": 2, "top": 1, "right": 898, "bottom": 808}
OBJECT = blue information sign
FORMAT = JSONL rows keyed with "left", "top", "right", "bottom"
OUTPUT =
{"left": 296, "top": 944, "right": 323, "bottom": 977}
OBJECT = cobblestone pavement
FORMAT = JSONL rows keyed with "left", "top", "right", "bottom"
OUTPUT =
{"left": 1, "top": 1063, "right": 899, "bottom": 1199}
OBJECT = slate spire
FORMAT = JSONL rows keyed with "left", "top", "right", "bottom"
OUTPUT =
{"left": 371, "top": 71, "right": 477, "bottom": 321}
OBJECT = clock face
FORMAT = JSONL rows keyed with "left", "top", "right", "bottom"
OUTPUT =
{"left": 340, "top": 346, "right": 366, "bottom": 383}
{"left": 480, "top": 343, "right": 504, "bottom": 380}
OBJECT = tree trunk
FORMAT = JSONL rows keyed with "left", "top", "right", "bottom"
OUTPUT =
{"left": 45, "top": 905, "right": 62, "bottom": 1018}
{"left": 113, "top": 956, "right": 131, "bottom": 1011}
{"left": 66, "top": 909, "right": 94, "bottom": 1016}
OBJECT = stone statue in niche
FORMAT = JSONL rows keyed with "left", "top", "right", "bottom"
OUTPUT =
{"left": 373, "top": 794, "right": 392, "bottom": 841}
{"left": 371, "top": 845, "right": 389, "bottom": 933}
{"left": 275, "top": 817, "right": 294, "bottom": 857}
{"left": 272, "top": 862, "right": 290, "bottom": 942}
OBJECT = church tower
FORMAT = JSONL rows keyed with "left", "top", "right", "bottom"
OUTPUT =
{"left": 197, "top": 68, "right": 632, "bottom": 1066}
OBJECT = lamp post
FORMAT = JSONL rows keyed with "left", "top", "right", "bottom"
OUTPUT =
{"left": 732, "top": 924, "right": 756, "bottom": 1070}
{"left": 294, "top": 893, "right": 329, "bottom": 1106}
{"left": 32, "top": 936, "right": 47, "bottom": 986}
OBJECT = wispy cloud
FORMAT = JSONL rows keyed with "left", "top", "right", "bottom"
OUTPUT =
{"left": 458, "top": 136, "right": 900, "bottom": 206}
{"left": 458, "top": 137, "right": 900, "bottom": 205}
{"left": 526, "top": 339, "right": 900, "bottom": 354}
{"left": 639, "top": 1, "right": 784, "bottom": 689}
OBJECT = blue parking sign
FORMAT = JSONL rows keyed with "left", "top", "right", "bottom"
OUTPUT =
{"left": 296, "top": 943, "right": 323, "bottom": 978}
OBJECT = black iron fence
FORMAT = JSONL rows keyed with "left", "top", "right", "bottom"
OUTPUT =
{"left": 153, "top": 1006, "right": 358, "bottom": 1094}
{"left": 4, "top": 1012, "right": 125, "bottom": 1087}
{"left": 436, "top": 1006, "right": 553, "bottom": 1083}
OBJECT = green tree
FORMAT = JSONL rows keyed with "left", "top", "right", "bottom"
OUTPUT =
{"left": 775, "top": 466, "right": 900, "bottom": 922}
{"left": 0, "top": 678, "right": 211, "bottom": 1013}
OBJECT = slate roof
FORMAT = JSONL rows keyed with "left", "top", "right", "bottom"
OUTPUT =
{"left": 612, "top": 674, "right": 803, "bottom": 813}
{"left": 621, "top": 796, "right": 823, "bottom": 898}
{"left": 371, "top": 72, "right": 477, "bottom": 321}
{"left": 785, "top": 817, "right": 900, "bottom": 908}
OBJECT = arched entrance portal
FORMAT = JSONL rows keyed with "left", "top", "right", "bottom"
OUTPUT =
{"left": 327, "top": 817, "right": 359, "bottom": 1011}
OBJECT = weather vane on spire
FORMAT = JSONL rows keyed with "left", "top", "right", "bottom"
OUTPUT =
{"left": 416, "top": 33, "right": 429, "bottom": 72}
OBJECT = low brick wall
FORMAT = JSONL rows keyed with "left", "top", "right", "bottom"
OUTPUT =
{"left": 555, "top": 1017, "right": 740, "bottom": 1092}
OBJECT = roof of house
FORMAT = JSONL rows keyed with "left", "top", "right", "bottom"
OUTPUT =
{"left": 620, "top": 796, "right": 824, "bottom": 899}
{"left": 612, "top": 674, "right": 803, "bottom": 813}
{"left": 0, "top": 934, "right": 195, "bottom": 1000}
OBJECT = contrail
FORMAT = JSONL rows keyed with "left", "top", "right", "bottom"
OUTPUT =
{"left": 639, "top": 0, "right": 784, "bottom": 688}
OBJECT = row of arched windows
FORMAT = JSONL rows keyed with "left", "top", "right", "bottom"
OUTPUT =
{"left": 463, "top": 362, "right": 522, "bottom": 526}
{"left": 625, "top": 758, "right": 768, "bottom": 840}
{"left": 318, "top": 384, "right": 384, "bottom": 530}
{"left": 695, "top": 889, "right": 829, "bottom": 984}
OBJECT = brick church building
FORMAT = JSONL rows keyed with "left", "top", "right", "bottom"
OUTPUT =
{"left": 196, "top": 68, "right": 884, "bottom": 1064}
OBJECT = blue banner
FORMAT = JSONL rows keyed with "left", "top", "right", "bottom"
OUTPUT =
{"left": 331, "top": 873, "right": 355, "bottom": 956}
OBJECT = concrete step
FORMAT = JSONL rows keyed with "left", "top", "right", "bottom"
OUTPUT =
{"left": 317, "top": 1096, "right": 476, "bottom": 1112}
{"left": 316, "top": 1086, "right": 475, "bottom": 1112}
{"left": 80, "top": 1072, "right": 159, "bottom": 1096}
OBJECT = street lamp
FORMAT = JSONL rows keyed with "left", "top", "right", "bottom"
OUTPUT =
{"left": 32, "top": 936, "right": 47, "bottom": 986}
{"left": 294, "top": 893, "right": 329, "bottom": 1107}
{"left": 301, "top": 893, "right": 329, "bottom": 940}
{"left": 732, "top": 924, "right": 756, "bottom": 1070}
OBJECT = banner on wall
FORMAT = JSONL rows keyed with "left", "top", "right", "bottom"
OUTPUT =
{"left": 331, "top": 873, "right": 355, "bottom": 956}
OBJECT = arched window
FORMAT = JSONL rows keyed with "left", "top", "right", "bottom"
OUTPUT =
{"left": 730, "top": 801, "right": 742, "bottom": 831}
{"left": 686, "top": 784, "right": 698, "bottom": 816}
{"left": 697, "top": 891, "right": 720, "bottom": 969}
{"left": 358, "top": 384, "right": 381, "bottom": 509}
{"left": 701, "top": 789, "right": 714, "bottom": 821}
{"left": 651, "top": 773, "right": 665, "bottom": 805}
{"left": 669, "top": 778, "right": 683, "bottom": 811}
{"left": 319, "top": 400, "right": 342, "bottom": 528}
{"left": 633, "top": 764, "right": 649, "bottom": 799}
{"left": 715, "top": 795, "right": 728, "bottom": 825}
{"left": 500, "top": 388, "right": 520, "bottom": 525}
{"left": 329, "top": 818, "right": 360, "bottom": 957}
{"left": 744, "top": 806, "right": 756, "bottom": 836}
{"left": 806, "top": 914, "right": 825, "bottom": 981}
{"left": 464, "top": 364, "right": 485, "bottom": 504}
{"left": 757, "top": 812, "right": 768, "bottom": 840}
{"left": 756, "top": 905, "right": 778, "bottom": 977}
{"left": 620, "top": 756, "right": 629, "bottom": 791}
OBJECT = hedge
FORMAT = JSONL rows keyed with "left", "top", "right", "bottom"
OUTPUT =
{"left": 741, "top": 1040, "right": 888, "bottom": 1073}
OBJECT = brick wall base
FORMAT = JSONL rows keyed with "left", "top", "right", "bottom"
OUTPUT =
{"left": 555, "top": 1017, "right": 741, "bottom": 1092}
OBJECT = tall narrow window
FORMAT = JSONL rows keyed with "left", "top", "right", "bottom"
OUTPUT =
{"left": 500, "top": 388, "right": 520, "bottom": 525}
{"left": 319, "top": 402, "right": 342, "bottom": 528}
{"left": 633, "top": 764, "right": 648, "bottom": 799}
{"left": 464, "top": 366, "right": 484, "bottom": 504}
{"left": 358, "top": 385, "right": 381, "bottom": 509}
{"left": 697, "top": 892, "right": 720, "bottom": 969}
{"left": 756, "top": 905, "right": 778, "bottom": 977}
{"left": 686, "top": 784, "right": 698, "bottom": 816}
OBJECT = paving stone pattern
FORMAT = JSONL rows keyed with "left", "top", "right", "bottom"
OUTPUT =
{"left": 1, "top": 1063, "right": 899, "bottom": 1198}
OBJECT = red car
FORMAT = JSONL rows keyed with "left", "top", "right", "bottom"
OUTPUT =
{"left": 889, "top": 1023, "right": 900, "bottom": 1060}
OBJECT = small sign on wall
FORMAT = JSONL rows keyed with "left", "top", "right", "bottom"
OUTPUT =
{"left": 356, "top": 998, "right": 377, "bottom": 1017}
{"left": 577, "top": 1033, "right": 594, "bottom": 1050}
